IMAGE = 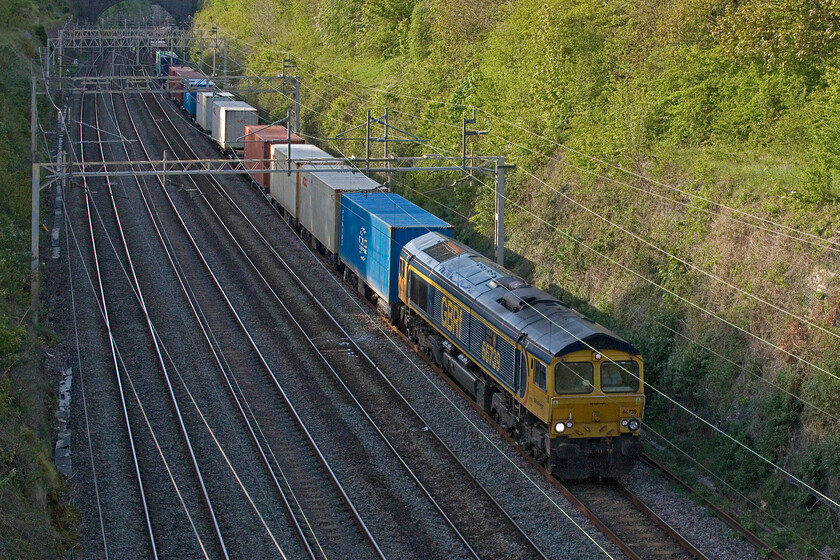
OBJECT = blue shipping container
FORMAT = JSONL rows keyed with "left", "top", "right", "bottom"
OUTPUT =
{"left": 340, "top": 192, "right": 453, "bottom": 308}
{"left": 183, "top": 79, "right": 213, "bottom": 116}
{"left": 156, "top": 51, "right": 178, "bottom": 76}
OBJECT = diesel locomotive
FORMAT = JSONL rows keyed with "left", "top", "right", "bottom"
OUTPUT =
{"left": 397, "top": 233, "right": 644, "bottom": 478}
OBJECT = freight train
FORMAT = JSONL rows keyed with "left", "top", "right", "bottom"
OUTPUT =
{"left": 161, "top": 59, "right": 645, "bottom": 479}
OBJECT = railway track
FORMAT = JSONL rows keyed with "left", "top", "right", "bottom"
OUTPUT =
{"left": 76, "top": 52, "right": 233, "bottom": 558}
{"left": 560, "top": 480, "right": 706, "bottom": 560}
{"left": 130, "top": 67, "right": 556, "bottom": 560}
{"left": 106, "top": 58, "right": 384, "bottom": 559}
{"left": 73, "top": 55, "right": 161, "bottom": 559}
{"left": 639, "top": 454, "right": 787, "bottom": 560}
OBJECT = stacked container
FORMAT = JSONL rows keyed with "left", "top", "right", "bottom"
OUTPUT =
{"left": 155, "top": 51, "right": 178, "bottom": 77}
{"left": 211, "top": 101, "right": 259, "bottom": 150}
{"left": 197, "top": 91, "right": 233, "bottom": 131}
{"left": 168, "top": 66, "right": 203, "bottom": 104}
{"left": 269, "top": 143, "right": 337, "bottom": 222}
{"left": 243, "top": 125, "right": 304, "bottom": 189}
{"left": 167, "top": 65, "right": 190, "bottom": 92}
{"left": 339, "top": 192, "right": 453, "bottom": 320}
{"left": 183, "top": 79, "right": 213, "bottom": 117}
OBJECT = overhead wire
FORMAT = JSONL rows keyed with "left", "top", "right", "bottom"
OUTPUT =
{"left": 215, "top": 25, "right": 840, "bottom": 255}
{"left": 247, "top": 64, "right": 840, "bottom": 537}
{"left": 121, "top": 31, "right": 837, "bottom": 560}
{"left": 262, "top": 40, "right": 840, "bottom": 265}
{"left": 194, "top": 29, "right": 840, "bottom": 456}
{"left": 466, "top": 178, "right": 840, "bottom": 511}
{"left": 513, "top": 167, "right": 840, "bottom": 383}
{"left": 643, "top": 425, "right": 830, "bottom": 559}
{"left": 76, "top": 54, "right": 290, "bottom": 557}
{"left": 239, "top": 45, "right": 840, "bottom": 408}
{"left": 517, "top": 165, "right": 840, "bottom": 342}
{"left": 481, "top": 128, "right": 840, "bottom": 255}
{"left": 266, "top": 2, "right": 840, "bottom": 481}
{"left": 477, "top": 108, "right": 840, "bottom": 252}
{"left": 65, "top": 209, "right": 110, "bottom": 560}
{"left": 201, "top": 28, "right": 840, "bottom": 520}
{"left": 211, "top": 52, "right": 619, "bottom": 554}
{"left": 263, "top": 45, "right": 840, "bottom": 393}
{"left": 64, "top": 192, "right": 210, "bottom": 559}
{"left": 647, "top": 315, "right": 840, "bottom": 423}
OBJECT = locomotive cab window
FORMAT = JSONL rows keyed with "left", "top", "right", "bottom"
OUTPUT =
{"left": 554, "top": 361, "right": 593, "bottom": 394}
{"left": 600, "top": 360, "right": 640, "bottom": 393}
{"left": 534, "top": 360, "right": 547, "bottom": 392}
{"left": 399, "top": 259, "right": 406, "bottom": 278}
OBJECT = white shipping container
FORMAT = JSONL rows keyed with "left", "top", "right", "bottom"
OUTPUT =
{"left": 269, "top": 143, "right": 337, "bottom": 220}
{"left": 299, "top": 165, "right": 379, "bottom": 256}
{"left": 196, "top": 91, "right": 233, "bottom": 131}
{"left": 213, "top": 101, "right": 258, "bottom": 150}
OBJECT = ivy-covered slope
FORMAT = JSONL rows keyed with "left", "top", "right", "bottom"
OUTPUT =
{"left": 195, "top": 0, "right": 840, "bottom": 556}
{"left": 0, "top": 0, "right": 76, "bottom": 558}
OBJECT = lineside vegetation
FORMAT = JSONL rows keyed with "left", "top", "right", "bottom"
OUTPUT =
{"left": 0, "top": 0, "right": 76, "bottom": 557}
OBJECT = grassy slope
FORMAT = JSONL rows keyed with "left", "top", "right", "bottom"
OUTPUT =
{"left": 195, "top": 1, "right": 840, "bottom": 556}
{"left": 0, "top": 0, "right": 76, "bottom": 558}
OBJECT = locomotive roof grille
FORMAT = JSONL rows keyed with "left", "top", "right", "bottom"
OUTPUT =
{"left": 424, "top": 239, "right": 465, "bottom": 263}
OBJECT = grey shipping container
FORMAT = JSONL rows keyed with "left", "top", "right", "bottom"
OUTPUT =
{"left": 269, "top": 143, "right": 337, "bottom": 221}
{"left": 212, "top": 101, "right": 258, "bottom": 150}
{"left": 197, "top": 91, "right": 233, "bottom": 131}
{"left": 298, "top": 163, "right": 379, "bottom": 257}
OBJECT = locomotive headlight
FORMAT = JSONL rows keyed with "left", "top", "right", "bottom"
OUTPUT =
{"left": 628, "top": 418, "right": 640, "bottom": 431}
{"left": 621, "top": 419, "right": 628, "bottom": 427}
{"left": 566, "top": 420, "right": 574, "bottom": 429}
{"left": 554, "top": 421, "right": 566, "bottom": 433}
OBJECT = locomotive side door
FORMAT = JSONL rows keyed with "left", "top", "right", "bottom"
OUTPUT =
{"left": 398, "top": 257, "right": 408, "bottom": 303}
{"left": 516, "top": 350, "right": 527, "bottom": 398}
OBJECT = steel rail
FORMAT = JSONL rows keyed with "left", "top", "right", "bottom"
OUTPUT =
{"left": 77, "top": 56, "right": 159, "bottom": 560}
{"left": 640, "top": 454, "right": 788, "bottom": 560}
{"left": 143, "top": 72, "right": 550, "bottom": 560}
{"left": 131, "top": 69, "right": 385, "bottom": 560}
{"left": 116, "top": 64, "right": 319, "bottom": 560}
{"left": 98, "top": 51, "right": 230, "bottom": 559}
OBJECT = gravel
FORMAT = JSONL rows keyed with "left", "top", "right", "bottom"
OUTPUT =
{"left": 621, "top": 464, "right": 765, "bottom": 560}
